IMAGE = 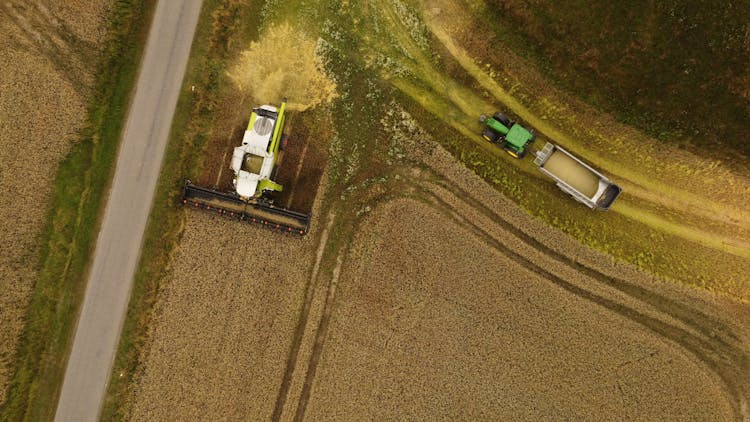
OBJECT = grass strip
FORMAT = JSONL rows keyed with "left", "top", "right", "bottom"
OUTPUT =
{"left": 0, "top": 1, "right": 156, "bottom": 420}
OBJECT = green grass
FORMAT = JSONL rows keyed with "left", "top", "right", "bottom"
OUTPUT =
{"left": 0, "top": 1, "right": 156, "bottom": 421}
{"left": 100, "top": 1, "right": 268, "bottom": 419}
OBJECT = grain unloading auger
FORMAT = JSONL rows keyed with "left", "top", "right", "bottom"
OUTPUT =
{"left": 182, "top": 99, "right": 311, "bottom": 235}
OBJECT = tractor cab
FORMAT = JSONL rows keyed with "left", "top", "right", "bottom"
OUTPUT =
{"left": 479, "top": 112, "right": 535, "bottom": 158}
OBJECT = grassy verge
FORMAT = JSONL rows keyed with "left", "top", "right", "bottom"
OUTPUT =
{"left": 0, "top": 1, "right": 156, "bottom": 420}
{"left": 101, "top": 1, "right": 268, "bottom": 419}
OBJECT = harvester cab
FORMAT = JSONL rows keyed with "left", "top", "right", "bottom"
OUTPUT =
{"left": 479, "top": 112, "right": 535, "bottom": 158}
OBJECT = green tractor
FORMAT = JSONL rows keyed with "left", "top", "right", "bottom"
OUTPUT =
{"left": 479, "top": 112, "right": 536, "bottom": 158}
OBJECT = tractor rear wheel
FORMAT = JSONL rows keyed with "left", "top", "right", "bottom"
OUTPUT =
{"left": 482, "top": 128, "right": 501, "bottom": 143}
{"left": 493, "top": 112, "right": 511, "bottom": 127}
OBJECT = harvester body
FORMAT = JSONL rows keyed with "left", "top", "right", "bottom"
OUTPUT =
{"left": 231, "top": 101, "right": 286, "bottom": 198}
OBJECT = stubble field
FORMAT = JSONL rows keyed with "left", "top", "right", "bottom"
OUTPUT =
{"left": 306, "top": 199, "right": 736, "bottom": 420}
{"left": 127, "top": 213, "right": 319, "bottom": 420}
{"left": 0, "top": 0, "right": 110, "bottom": 402}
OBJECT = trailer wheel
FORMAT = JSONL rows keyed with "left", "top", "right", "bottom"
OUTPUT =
{"left": 492, "top": 112, "right": 511, "bottom": 127}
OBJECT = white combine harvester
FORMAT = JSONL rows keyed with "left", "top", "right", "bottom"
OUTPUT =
{"left": 182, "top": 99, "right": 311, "bottom": 235}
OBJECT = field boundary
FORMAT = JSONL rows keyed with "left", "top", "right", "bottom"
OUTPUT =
{"left": 0, "top": 1, "right": 157, "bottom": 420}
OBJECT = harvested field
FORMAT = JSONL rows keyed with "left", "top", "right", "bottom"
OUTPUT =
{"left": 304, "top": 199, "right": 739, "bottom": 419}
{"left": 113, "top": 0, "right": 750, "bottom": 420}
{"left": 0, "top": 0, "right": 110, "bottom": 402}
{"left": 287, "top": 141, "right": 750, "bottom": 420}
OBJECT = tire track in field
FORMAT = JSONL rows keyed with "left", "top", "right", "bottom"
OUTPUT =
{"left": 417, "top": 180, "right": 749, "bottom": 420}
{"left": 271, "top": 211, "right": 336, "bottom": 421}
{"left": 1, "top": 0, "right": 97, "bottom": 95}
{"left": 278, "top": 167, "right": 748, "bottom": 420}
{"left": 292, "top": 250, "right": 345, "bottom": 421}
{"left": 426, "top": 174, "right": 742, "bottom": 346}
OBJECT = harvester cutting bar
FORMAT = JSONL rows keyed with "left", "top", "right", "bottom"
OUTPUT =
{"left": 181, "top": 180, "right": 310, "bottom": 235}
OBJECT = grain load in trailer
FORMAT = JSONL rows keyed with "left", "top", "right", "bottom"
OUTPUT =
{"left": 534, "top": 142, "right": 621, "bottom": 210}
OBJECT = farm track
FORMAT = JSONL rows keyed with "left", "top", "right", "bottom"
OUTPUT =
{"left": 275, "top": 152, "right": 749, "bottom": 420}
{"left": 271, "top": 211, "right": 336, "bottom": 420}
{"left": 425, "top": 175, "right": 741, "bottom": 345}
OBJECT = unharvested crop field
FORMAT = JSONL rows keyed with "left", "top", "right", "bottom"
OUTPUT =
{"left": 0, "top": 0, "right": 110, "bottom": 402}
{"left": 127, "top": 213, "right": 321, "bottom": 420}
{"left": 110, "top": 0, "right": 750, "bottom": 420}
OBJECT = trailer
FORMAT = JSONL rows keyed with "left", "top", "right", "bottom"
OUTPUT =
{"left": 534, "top": 142, "right": 621, "bottom": 210}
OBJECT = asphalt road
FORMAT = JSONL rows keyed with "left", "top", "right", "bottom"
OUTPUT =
{"left": 54, "top": 1, "right": 202, "bottom": 421}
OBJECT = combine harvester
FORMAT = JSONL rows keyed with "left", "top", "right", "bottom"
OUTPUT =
{"left": 183, "top": 99, "right": 311, "bottom": 234}
{"left": 480, "top": 111, "right": 622, "bottom": 210}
